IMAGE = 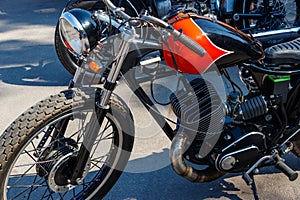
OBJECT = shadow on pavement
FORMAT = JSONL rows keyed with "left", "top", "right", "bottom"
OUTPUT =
{"left": 0, "top": 0, "right": 72, "bottom": 86}
{"left": 4, "top": 147, "right": 300, "bottom": 199}
{"left": 107, "top": 148, "right": 243, "bottom": 200}
{"left": 107, "top": 148, "right": 300, "bottom": 200}
{"left": 0, "top": 0, "right": 66, "bottom": 28}
{"left": 0, "top": 40, "right": 72, "bottom": 86}
{"left": 0, "top": 58, "right": 71, "bottom": 86}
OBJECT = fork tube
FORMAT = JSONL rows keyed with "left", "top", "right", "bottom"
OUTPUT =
{"left": 100, "top": 39, "right": 131, "bottom": 107}
{"left": 71, "top": 34, "right": 132, "bottom": 184}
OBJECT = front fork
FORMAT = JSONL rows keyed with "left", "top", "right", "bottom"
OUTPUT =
{"left": 70, "top": 30, "right": 134, "bottom": 184}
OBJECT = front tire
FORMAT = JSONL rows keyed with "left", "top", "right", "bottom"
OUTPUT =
{"left": 0, "top": 89, "right": 134, "bottom": 199}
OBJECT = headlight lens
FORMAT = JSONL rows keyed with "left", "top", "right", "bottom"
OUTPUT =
{"left": 59, "top": 9, "right": 99, "bottom": 55}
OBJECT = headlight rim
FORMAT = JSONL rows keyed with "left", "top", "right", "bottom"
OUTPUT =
{"left": 59, "top": 9, "right": 98, "bottom": 56}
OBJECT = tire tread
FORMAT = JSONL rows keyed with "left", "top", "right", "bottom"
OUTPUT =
{"left": 0, "top": 89, "right": 134, "bottom": 199}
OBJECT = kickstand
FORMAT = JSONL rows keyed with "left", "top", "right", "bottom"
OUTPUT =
{"left": 249, "top": 173, "right": 259, "bottom": 200}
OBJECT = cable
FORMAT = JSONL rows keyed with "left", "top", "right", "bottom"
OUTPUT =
{"left": 223, "top": 68, "right": 244, "bottom": 97}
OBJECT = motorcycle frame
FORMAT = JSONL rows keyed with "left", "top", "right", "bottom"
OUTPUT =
{"left": 62, "top": 1, "right": 300, "bottom": 182}
{"left": 68, "top": 32, "right": 180, "bottom": 182}
{"left": 68, "top": 34, "right": 300, "bottom": 182}
{"left": 242, "top": 62, "right": 300, "bottom": 146}
{"left": 121, "top": 48, "right": 300, "bottom": 147}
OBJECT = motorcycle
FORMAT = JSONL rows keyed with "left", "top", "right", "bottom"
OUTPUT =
{"left": 0, "top": 0, "right": 300, "bottom": 199}
{"left": 55, "top": 0, "right": 299, "bottom": 74}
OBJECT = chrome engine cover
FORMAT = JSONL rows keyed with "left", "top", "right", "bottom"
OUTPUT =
{"left": 216, "top": 132, "right": 267, "bottom": 172}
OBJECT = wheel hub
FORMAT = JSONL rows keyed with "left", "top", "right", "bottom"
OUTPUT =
{"left": 36, "top": 138, "right": 84, "bottom": 192}
{"left": 48, "top": 152, "right": 77, "bottom": 192}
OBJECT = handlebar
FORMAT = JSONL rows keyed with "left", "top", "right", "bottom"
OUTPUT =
{"left": 102, "top": 0, "right": 206, "bottom": 57}
{"left": 172, "top": 29, "right": 206, "bottom": 56}
{"left": 141, "top": 15, "right": 206, "bottom": 57}
{"left": 102, "top": 0, "right": 130, "bottom": 20}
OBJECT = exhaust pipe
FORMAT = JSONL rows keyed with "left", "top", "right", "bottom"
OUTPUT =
{"left": 170, "top": 132, "right": 226, "bottom": 182}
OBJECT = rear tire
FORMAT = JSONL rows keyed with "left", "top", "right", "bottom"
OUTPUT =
{"left": 0, "top": 89, "right": 134, "bottom": 199}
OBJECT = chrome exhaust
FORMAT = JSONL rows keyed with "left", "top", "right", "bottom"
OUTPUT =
{"left": 170, "top": 131, "right": 226, "bottom": 182}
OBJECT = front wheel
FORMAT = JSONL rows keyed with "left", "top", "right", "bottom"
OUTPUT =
{"left": 0, "top": 89, "right": 134, "bottom": 199}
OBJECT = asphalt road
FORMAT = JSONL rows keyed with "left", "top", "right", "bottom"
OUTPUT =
{"left": 0, "top": 0, "right": 300, "bottom": 199}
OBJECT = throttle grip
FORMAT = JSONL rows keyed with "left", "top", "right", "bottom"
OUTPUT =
{"left": 140, "top": 15, "right": 206, "bottom": 57}
{"left": 172, "top": 29, "right": 206, "bottom": 57}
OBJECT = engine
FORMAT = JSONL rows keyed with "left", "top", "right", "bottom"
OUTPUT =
{"left": 169, "top": 78, "right": 225, "bottom": 139}
{"left": 224, "top": 91, "right": 268, "bottom": 121}
{"left": 169, "top": 78, "right": 269, "bottom": 172}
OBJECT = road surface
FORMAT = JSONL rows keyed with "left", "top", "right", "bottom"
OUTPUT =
{"left": 0, "top": 0, "right": 299, "bottom": 199}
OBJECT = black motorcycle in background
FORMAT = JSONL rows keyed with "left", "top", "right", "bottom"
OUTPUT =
{"left": 55, "top": 0, "right": 300, "bottom": 74}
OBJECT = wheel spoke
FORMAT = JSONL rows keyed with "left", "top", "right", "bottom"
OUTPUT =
{"left": 90, "top": 154, "right": 110, "bottom": 170}
{"left": 8, "top": 178, "right": 47, "bottom": 199}
{"left": 2, "top": 91, "right": 130, "bottom": 199}
{"left": 76, "top": 112, "right": 91, "bottom": 143}
{"left": 26, "top": 174, "right": 40, "bottom": 200}
{"left": 91, "top": 154, "right": 109, "bottom": 163}
{"left": 100, "top": 132, "right": 114, "bottom": 141}
{"left": 40, "top": 186, "right": 51, "bottom": 199}
{"left": 91, "top": 121, "right": 113, "bottom": 157}
{"left": 7, "top": 184, "right": 48, "bottom": 188}
{"left": 14, "top": 159, "right": 54, "bottom": 168}
{"left": 90, "top": 160, "right": 105, "bottom": 170}
{"left": 10, "top": 160, "right": 37, "bottom": 186}
{"left": 69, "top": 130, "right": 81, "bottom": 141}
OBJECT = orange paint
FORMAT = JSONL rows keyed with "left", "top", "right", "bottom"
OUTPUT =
{"left": 163, "top": 14, "right": 231, "bottom": 74}
{"left": 89, "top": 60, "right": 100, "bottom": 73}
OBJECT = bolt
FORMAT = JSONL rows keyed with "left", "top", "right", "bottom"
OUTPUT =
{"left": 265, "top": 114, "right": 272, "bottom": 121}
{"left": 268, "top": 133, "right": 272, "bottom": 137}
{"left": 224, "top": 134, "right": 231, "bottom": 141}
{"left": 76, "top": 178, "right": 83, "bottom": 185}
{"left": 253, "top": 168, "right": 259, "bottom": 174}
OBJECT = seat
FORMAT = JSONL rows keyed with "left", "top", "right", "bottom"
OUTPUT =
{"left": 264, "top": 37, "right": 300, "bottom": 64}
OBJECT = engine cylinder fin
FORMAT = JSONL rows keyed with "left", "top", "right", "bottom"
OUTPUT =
{"left": 169, "top": 78, "right": 225, "bottom": 140}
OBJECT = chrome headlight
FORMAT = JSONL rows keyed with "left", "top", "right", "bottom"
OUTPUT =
{"left": 59, "top": 8, "right": 99, "bottom": 55}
